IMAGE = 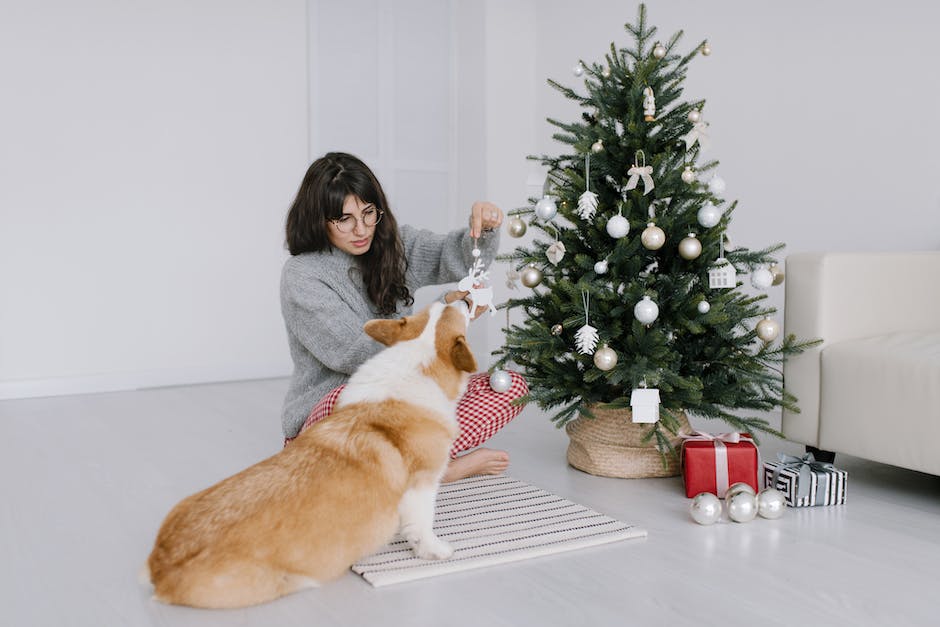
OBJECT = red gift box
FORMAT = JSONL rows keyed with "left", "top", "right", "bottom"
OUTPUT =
{"left": 681, "top": 432, "right": 759, "bottom": 498}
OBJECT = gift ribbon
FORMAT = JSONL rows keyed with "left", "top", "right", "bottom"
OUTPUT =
{"left": 771, "top": 452, "right": 836, "bottom": 501}
{"left": 679, "top": 430, "right": 756, "bottom": 498}
{"left": 625, "top": 165, "right": 655, "bottom": 195}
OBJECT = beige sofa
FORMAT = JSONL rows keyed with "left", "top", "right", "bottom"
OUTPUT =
{"left": 782, "top": 251, "right": 940, "bottom": 476}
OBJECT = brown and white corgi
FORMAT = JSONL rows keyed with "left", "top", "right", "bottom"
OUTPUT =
{"left": 144, "top": 301, "right": 475, "bottom": 608}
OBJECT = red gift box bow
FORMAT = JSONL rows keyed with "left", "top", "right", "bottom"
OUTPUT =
{"left": 679, "top": 430, "right": 761, "bottom": 498}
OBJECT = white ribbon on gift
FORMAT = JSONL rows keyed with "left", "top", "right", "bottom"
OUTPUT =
{"left": 683, "top": 121, "right": 711, "bottom": 151}
{"left": 679, "top": 429, "right": 759, "bottom": 498}
{"left": 625, "top": 165, "right": 655, "bottom": 195}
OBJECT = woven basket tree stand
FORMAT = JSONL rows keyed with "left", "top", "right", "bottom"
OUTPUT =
{"left": 565, "top": 404, "right": 690, "bottom": 478}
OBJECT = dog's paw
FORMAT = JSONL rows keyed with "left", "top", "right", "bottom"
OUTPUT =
{"left": 412, "top": 536, "right": 454, "bottom": 560}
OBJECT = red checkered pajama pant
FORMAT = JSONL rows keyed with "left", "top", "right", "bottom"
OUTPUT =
{"left": 289, "top": 371, "right": 528, "bottom": 457}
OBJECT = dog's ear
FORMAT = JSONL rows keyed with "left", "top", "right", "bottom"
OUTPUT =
{"left": 450, "top": 336, "right": 477, "bottom": 373}
{"left": 364, "top": 318, "right": 407, "bottom": 346}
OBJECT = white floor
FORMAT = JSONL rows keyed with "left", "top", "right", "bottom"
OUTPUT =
{"left": 2, "top": 378, "right": 938, "bottom": 627}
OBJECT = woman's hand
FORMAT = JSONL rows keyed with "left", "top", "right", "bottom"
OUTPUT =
{"left": 469, "top": 201, "right": 503, "bottom": 238}
{"left": 444, "top": 290, "right": 488, "bottom": 321}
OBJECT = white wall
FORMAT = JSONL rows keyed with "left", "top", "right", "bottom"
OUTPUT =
{"left": 0, "top": 1, "right": 308, "bottom": 398}
{"left": 4, "top": 0, "right": 939, "bottom": 401}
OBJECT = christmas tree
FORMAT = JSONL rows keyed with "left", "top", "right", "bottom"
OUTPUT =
{"left": 495, "top": 5, "right": 818, "bottom": 457}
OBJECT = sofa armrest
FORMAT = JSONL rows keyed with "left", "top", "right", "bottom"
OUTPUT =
{"left": 782, "top": 251, "right": 940, "bottom": 446}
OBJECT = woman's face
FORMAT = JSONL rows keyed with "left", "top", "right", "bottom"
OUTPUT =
{"left": 327, "top": 195, "right": 378, "bottom": 255}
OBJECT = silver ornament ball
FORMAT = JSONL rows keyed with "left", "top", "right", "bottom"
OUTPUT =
{"left": 534, "top": 196, "right": 557, "bottom": 221}
{"left": 689, "top": 492, "right": 722, "bottom": 525}
{"left": 701, "top": 42, "right": 712, "bottom": 56}
{"left": 507, "top": 217, "right": 527, "bottom": 238}
{"left": 697, "top": 300, "right": 711, "bottom": 314}
{"left": 726, "top": 482, "right": 757, "bottom": 501}
{"left": 594, "top": 259, "right": 609, "bottom": 275}
{"left": 678, "top": 234, "right": 702, "bottom": 260}
{"left": 520, "top": 265, "right": 543, "bottom": 288}
{"left": 756, "top": 317, "right": 780, "bottom": 343}
{"left": 605, "top": 214, "right": 630, "bottom": 239}
{"left": 593, "top": 345, "right": 618, "bottom": 371}
{"left": 634, "top": 296, "right": 659, "bottom": 325}
{"left": 681, "top": 167, "right": 697, "bottom": 184}
{"left": 757, "top": 488, "right": 787, "bottom": 519}
{"left": 688, "top": 109, "right": 701, "bottom": 123}
{"left": 573, "top": 63, "right": 585, "bottom": 77}
{"left": 727, "top": 491, "right": 758, "bottom": 523}
{"left": 489, "top": 369, "right": 513, "bottom": 393}
{"left": 641, "top": 223, "right": 666, "bottom": 250}
{"left": 652, "top": 42, "right": 666, "bottom": 59}
{"left": 697, "top": 202, "right": 722, "bottom": 228}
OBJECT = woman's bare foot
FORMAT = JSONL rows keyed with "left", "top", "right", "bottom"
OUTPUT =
{"left": 441, "top": 448, "right": 510, "bottom": 483}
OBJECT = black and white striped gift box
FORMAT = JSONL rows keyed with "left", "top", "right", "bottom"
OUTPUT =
{"left": 763, "top": 461, "right": 848, "bottom": 507}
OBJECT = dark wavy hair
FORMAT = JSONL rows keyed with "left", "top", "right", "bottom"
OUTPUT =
{"left": 285, "top": 152, "right": 412, "bottom": 315}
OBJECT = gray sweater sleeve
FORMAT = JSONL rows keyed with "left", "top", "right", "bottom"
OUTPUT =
{"left": 401, "top": 224, "right": 500, "bottom": 289}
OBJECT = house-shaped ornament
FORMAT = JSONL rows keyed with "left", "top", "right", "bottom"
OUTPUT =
{"left": 708, "top": 257, "right": 737, "bottom": 289}
{"left": 630, "top": 388, "right": 661, "bottom": 423}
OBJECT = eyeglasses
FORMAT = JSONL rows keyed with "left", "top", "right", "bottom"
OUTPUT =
{"left": 329, "top": 206, "right": 384, "bottom": 233}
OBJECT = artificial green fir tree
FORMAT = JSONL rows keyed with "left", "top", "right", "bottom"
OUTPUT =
{"left": 495, "top": 5, "right": 818, "bottom": 460}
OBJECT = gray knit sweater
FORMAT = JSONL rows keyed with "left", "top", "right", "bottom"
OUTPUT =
{"left": 279, "top": 224, "right": 499, "bottom": 438}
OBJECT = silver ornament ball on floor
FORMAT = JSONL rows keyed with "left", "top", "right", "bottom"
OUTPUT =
{"left": 520, "top": 264, "right": 543, "bottom": 288}
{"left": 605, "top": 214, "right": 630, "bottom": 239}
{"left": 726, "top": 482, "right": 756, "bottom": 501}
{"left": 678, "top": 233, "right": 702, "bottom": 260}
{"left": 641, "top": 223, "right": 666, "bottom": 250}
{"left": 756, "top": 317, "right": 780, "bottom": 343}
{"left": 727, "top": 491, "right": 758, "bottom": 523}
{"left": 757, "top": 488, "right": 787, "bottom": 519}
{"left": 690, "top": 492, "right": 722, "bottom": 525}
{"left": 507, "top": 217, "right": 527, "bottom": 238}
{"left": 488, "top": 369, "right": 513, "bottom": 393}
{"left": 593, "top": 344, "right": 618, "bottom": 371}
{"left": 534, "top": 196, "right": 557, "bottom": 221}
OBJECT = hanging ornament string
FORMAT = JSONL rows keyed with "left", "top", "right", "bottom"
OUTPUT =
{"left": 625, "top": 150, "right": 654, "bottom": 195}
{"left": 575, "top": 290, "right": 599, "bottom": 355}
{"left": 577, "top": 154, "right": 598, "bottom": 220}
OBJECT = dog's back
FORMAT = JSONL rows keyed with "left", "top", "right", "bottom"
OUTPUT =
{"left": 145, "top": 302, "right": 475, "bottom": 608}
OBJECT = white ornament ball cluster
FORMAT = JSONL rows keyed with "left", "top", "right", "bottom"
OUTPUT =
{"left": 689, "top": 484, "right": 787, "bottom": 525}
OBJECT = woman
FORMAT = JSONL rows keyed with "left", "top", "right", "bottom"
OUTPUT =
{"left": 280, "top": 152, "right": 527, "bottom": 482}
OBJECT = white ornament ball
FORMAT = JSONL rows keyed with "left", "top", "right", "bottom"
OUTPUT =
{"left": 606, "top": 214, "right": 630, "bottom": 239}
{"left": 489, "top": 369, "right": 513, "bottom": 393}
{"left": 634, "top": 296, "right": 659, "bottom": 325}
{"left": 507, "top": 216, "right": 527, "bottom": 238}
{"left": 573, "top": 63, "right": 585, "bottom": 77}
{"left": 707, "top": 174, "right": 726, "bottom": 195}
{"left": 697, "top": 300, "right": 711, "bottom": 314}
{"left": 641, "top": 223, "right": 666, "bottom": 250}
{"left": 652, "top": 42, "right": 666, "bottom": 59}
{"left": 756, "top": 317, "right": 780, "bottom": 343}
{"left": 688, "top": 109, "right": 701, "bottom": 123}
{"left": 681, "top": 167, "right": 697, "bottom": 184}
{"left": 689, "top": 492, "right": 722, "bottom": 525}
{"left": 726, "top": 482, "right": 756, "bottom": 500}
{"left": 534, "top": 196, "right": 557, "bottom": 221}
{"left": 520, "top": 265, "right": 543, "bottom": 288}
{"left": 757, "top": 488, "right": 787, "bottom": 519}
{"left": 727, "top": 491, "right": 758, "bottom": 523}
{"left": 594, "top": 259, "right": 609, "bottom": 275}
{"left": 593, "top": 345, "right": 618, "bottom": 371}
{"left": 591, "top": 140, "right": 604, "bottom": 153}
{"left": 678, "top": 233, "right": 702, "bottom": 260}
{"left": 751, "top": 267, "right": 774, "bottom": 289}
{"left": 697, "top": 202, "right": 722, "bottom": 228}
{"left": 701, "top": 42, "right": 712, "bottom": 56}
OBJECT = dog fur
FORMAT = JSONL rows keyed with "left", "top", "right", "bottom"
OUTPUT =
{"left": 144, "top": 301, "right": 476, "bottom": 608}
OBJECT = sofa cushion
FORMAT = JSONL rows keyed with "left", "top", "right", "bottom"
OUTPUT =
{"left": 820, "top": 331, "right": 940, "bottom": 476}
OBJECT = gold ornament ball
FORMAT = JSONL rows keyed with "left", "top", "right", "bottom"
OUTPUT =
{"left": 678, "top": 233, "right": 702, "bottom": 260}
{"left": 641, "top": 223, "right": 666, "bottom": 250}
{"left": 507, "top": 216, "right": 527, "bottom": 238}
{"left": 551, "top": 324, "right": 563, "bottom": 336}
{"left": 770, "top": 263, "right": 786, "bottom": 286}
{"left": 701, "top": 41, "right": 712, "bottom": 56}
{"left": 652, "top": 42, "right": 666, "bottom": 59}
{"left": 520, "top": 264, "right": 543, "bottom": 288}
{"left": 756, "top": 317, "right": 780, "bottom": 343}
{"left": 681, "top": 167, "right": 697, "bottom": 184}
{"left": 593, "top": 345, "right": 618, "bottom": 371}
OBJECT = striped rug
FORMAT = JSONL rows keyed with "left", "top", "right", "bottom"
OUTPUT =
{"left": 351, "top": 474, "right": 646, "bottom": 587}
